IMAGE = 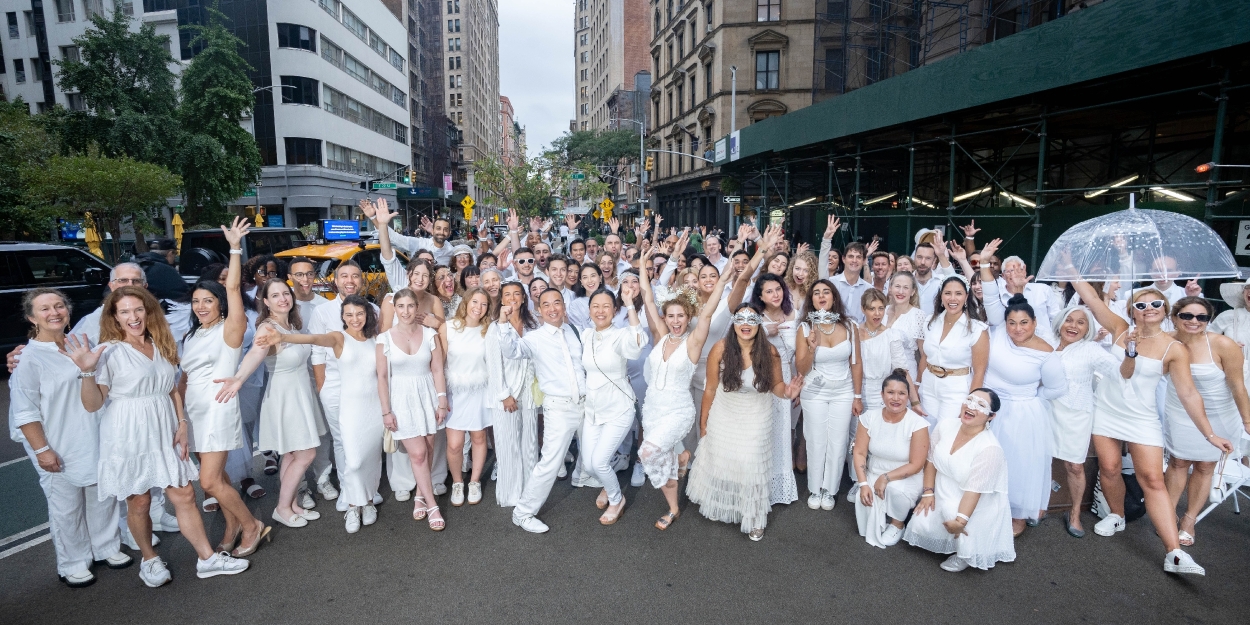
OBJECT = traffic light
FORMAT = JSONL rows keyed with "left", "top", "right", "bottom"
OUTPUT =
{"left": 402, "top": 170, "right": 411, "bottom": 184}
{"left": 644, "top": 155, "right": 654, "bottom": 171}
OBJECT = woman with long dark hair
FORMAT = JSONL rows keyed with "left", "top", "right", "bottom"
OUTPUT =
{"left": 916, "top": 275, "right": 989, "bottom": 425}
{"left": 685, "top": 304, "right": 803, "bottom": 541}
{"left": 487, "top": 282, "right": 541, "bottom": 508}
{"left": 567, "top": 263, "right": 606, "bottom": 330}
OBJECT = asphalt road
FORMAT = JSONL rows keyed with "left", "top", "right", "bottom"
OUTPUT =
{"left": 2, "top": 378, "right": 1248, "bottom": 624}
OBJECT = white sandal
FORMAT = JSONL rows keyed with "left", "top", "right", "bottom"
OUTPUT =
{"left": 412, "top": 496, "right": 428, "bottom": 521}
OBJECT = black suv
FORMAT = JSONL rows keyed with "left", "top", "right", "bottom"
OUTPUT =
{"left": 0, "top": 242, "right": 111, "bottom": 354}
{"left": 173, "top": 227, "right": 305, "bottom": 283}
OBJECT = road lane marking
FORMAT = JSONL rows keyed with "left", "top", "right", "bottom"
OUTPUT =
{"left": 0, "top": 534, "right": 52, "bottom": 560}
{"left": 0, "top": 457, "right": 28, "bottom": 469}
{"left": 0, "top": 522, "right": 50, "bottom": 546}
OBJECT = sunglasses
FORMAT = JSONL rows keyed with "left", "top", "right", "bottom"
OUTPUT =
{"left": 1176, "top": 312, "right": 1211, "bottom": 322}
{"left": 1132, "top": 300, "right": 1166, "bottom": 311}
{"left": 515, "top": 258, "right": 535, "bottom": 264}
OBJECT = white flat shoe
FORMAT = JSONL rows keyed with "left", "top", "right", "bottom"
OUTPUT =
{"left": 298, "top": 487, "right": 316, "bottom": 510}
{"left": 450, "top": 483, "right": 465, "bottom": 506}
{"left": 102, "top": 552, "right": 133, "bottom": 569}
{"left": 272, "top": 509, "right": 308, "bottom": 528}
{"left": 1163, "top": 549, "right": 1205, "bottom": 576}
{"left": 394, "top": 489, "right": 411, "bottom": 502}
{"left": 513, "top": 514, "right": 549, "bottom": 534}
{"left": 630, "top": 463, "right": 646, "bottom": 487}
{"left": 60, "top": 569, "right": 95, "bottom": 588}
{"left": 467, "top": 481, "right": 482, "bottom": 505}
{"left": 940, "top": 555, "right": 969, "bottom": 572}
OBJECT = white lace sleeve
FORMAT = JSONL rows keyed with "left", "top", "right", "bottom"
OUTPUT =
{"left": 963, "top": 442, "right": 1008, "bottom": 494}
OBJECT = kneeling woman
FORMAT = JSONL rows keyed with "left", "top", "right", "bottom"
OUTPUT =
{"left": 853, "top": 370, "right": 929, "bottom": 548}
{"left": 904, "top": 389, "right": 1014, "bottom": 572}
{"left": 686, "top": 305, "right": 803, "bottom": 541}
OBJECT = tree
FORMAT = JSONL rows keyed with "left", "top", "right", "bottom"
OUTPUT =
{"left": 550, "top": 129, "right": 639, "bottom": 169}
{"left": 176, "top": 5, "right": 261, "bottom": 228}
{"left": 0, "top": 99, "right": 60, "bottom": 239}
{"left": 24, "top": 155, "right": 181, "bottom": 260}
{"left": 50, "top": 7, "right": 180, "bottom": 165}
{"left": 472, "top": 153, "right": 557, "bottom": 218}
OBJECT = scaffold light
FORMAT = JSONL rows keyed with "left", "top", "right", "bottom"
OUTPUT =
{"left": 1151, "top": 187, "right": 1197, "bottom": 202}
{"left": 999, "top": 191, "right": 1037, "bottom": 208}
{"left": 952, "top": 186, "right": 991, "bottom": 202}
{"left": 863, "top": 191, "right": 897, "bottom": 206}
{"left": 1084, "top": 174, "right": 1139, "bottom": 198}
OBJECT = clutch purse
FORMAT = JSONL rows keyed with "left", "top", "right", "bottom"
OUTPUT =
{"left": 382, "top": 429, "right": 398, "bottom": 454}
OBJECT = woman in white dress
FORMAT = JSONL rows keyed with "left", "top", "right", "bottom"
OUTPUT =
{"left": 567, "top": 263, "right": 605, "bottom": 330}
{"left": 258, "top": 295, "right": 384, "bottom": 534}
{"left": 215, "top": 279, "right": 328, "bottom": 530}
{"left": 794, "top": 279, "right": 862, "bottom": 511}
{"left": 377, "top": 288, "right": 450, "bottom": 531}
{"left": 978, "top": 247, "right": 1067, "bottom": 535}
{"left": 904, "top": 388, "right": 1014, "bottom": 572}
{"left": 1212, "top": 278, "right": 1250, "bottom": 381}
{"left": 11, "top": 289, "right": 131, "bottom": 587}
{"left": 1071, "top": 280, "right": 1230, "bottom": 575}
{"left": 1163, "top": 296, "right": 1250, "bottom": 546}
{"left": 728, "top": 225, "right": 799, "bottom": 506}
{"left": 487, "top": 282, "right": 540, "bottom": 508}
{"left": 917, "top": 275, "right": 989, "bottom": 425}
{"left": 440, "top": 287, "right": 493, "bottom": 507}
{"left": 637, "top": 253, "right": 735, "bottom": 529}
{"left": 178, "top": 218, "right": 268, "bottom": 556}
{"left": 1048, "top": 305, "right": 1119, "bottom": 537}
{"left": 884, "top": 272, "right": 924, "bottom": 381}
{"left": 686, "top": 305, "right": 804, "bottom": 541}
{"left": 581, "top": 286, "right": 646, "bottom": 524}
{"left": 853, "top": 370, "right": 930, "bottom": 548}
{"left": 65, "top": 286, "right": 249, "bottom": 586}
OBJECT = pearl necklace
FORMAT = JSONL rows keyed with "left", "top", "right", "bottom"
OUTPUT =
{"left": 814, "top": 323, "right": 837, "bottom": 336}
{"left": 665, "top": 332, "right": 688, "bottom": 344}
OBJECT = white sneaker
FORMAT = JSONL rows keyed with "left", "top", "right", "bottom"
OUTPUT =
{"left": 344, "top": 507, "right": 361, "bottom": 534}
{"left": 139, "top": 557, "right": 172, "bottom": 588}
{"left": 433, "top": 482, "right": 448, "bottom": 496}
{"left": 450, "top": 483, "right": 465, "bottom": 506}
{"left": 196, "top": 552, "right": 249, "bottom": 579}
{"left": 513, "top": 514, "right": 549, "bottom": 534}
{"left": 467, "top": 481, "right": 482, "bottom": 505}
{"left": 122, "top": 527, "right": 160, "bottom": 551}
{"left": 152, "top": 510, "right": 180, "bottom": 533}
{"left": 1094, "top": 513, "right": 1126, "bottom": 537}
{"left": 362, "top": 504, "right": 378, "bottom": 526}
{"left": 394, "top": 489, "right": 412, "bottom": 502}
{"left": 557, "top": 464, "right": 568, "bottom": 479}
{"left": 317, "top": 480, "right": 339, "bottom": 501}
{"left": 821, "top": 492, "right": 836, "bottom": 511}
{"left": 610, "top": 452, "right": 630, "bottom": 472}
{"left": 61, "top": 569, "right": 95, "bottom": 588}
{"left": 630, "top": 463, "right": 646, "bottom": 488}
{"left": 807, "top": 493, "right": 823, "bottom": 510}
{"left": 103, "top": 551, "right": 133, "bottom": 569}
{"left": 1163, "top": 549, "right": 1205, "bottom": 576}
{"left": 297, "top": 487, "right": 316, "bottom": 510}
{"left": 940, "top": 555, "right": 969, "bottom": 572}
{"left": 880, "top": 525, "right": 904, "bottom": 546}
{"left": 371, "top": 493, "right": 384, "bottom": 505}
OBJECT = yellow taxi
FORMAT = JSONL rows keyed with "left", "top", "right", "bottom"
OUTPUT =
{"left": 275, "top": 242, "right": 405, "bottom": 302}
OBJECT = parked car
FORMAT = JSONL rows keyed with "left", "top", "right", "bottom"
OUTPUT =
{"left": 0, "top": 242, "right": 111, "bottom": 354}
{"left": 275, "top": 242, "right": 404, "bottom": 302}
{"left": 173, "top": 227, "right": 304, "bottom": 284}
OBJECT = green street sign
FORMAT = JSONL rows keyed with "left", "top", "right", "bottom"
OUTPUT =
{"left": 242, "top": 187, "right": 258, "bottom": 197}
{"left": 372, "top": 182, "right": 398, "bottom": 189}
{"left": 571, "top": 172, "right": 586, "bottom": 180}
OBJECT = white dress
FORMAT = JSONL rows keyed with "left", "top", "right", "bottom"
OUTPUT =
{"left": 181, "top": 322, "right": 243, "bottom": 453}
{"left": 855, "top": 408, "right": 928, "bottom": 548}
{"left": 334, "top": 332, "right": 384, "bottom": 508}
{"left": 1050, "top": 341, "right": 1119, "bottom": 463}
{"left": 764, "top": 313, "right": 799, "bottom": 506}
{"left": 96, "top": 342, "right": 199, "bottom": 499}
{"left": 903, "top": 418, "right": 1015, "bottom": 570}
{"left": 861, "top": 327, "right": 910, "bottom": 411}
{"left": 686, "top": 366, "right": 774, "bottom": 533}
{"left": 1211, "top": 307, "right": 1250, "bottom": 382}
{"left": 886, "top": 306, "right": 925, "bottom": 381}
{"left": 920, "top": 314, "right": 987, "bottom": 425}
{"left": 258, "top": 324, "right": 327, "bottom": 454}
{"left": 639, "top": 335, "right": 698, "bottom": 487}
{"left": 444, "top": 324, "right": 491, "bottom": 431}
{"left": 1164, "top": 334, "right": 1240, "bottom": 462}
{"left": 1091, "top": 341, "right": 1169, "bottom": 447}
{"left": 379, "top": 328, "right": 441, "bottom": 439}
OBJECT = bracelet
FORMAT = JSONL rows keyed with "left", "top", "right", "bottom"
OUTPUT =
{"left": 436, "top": 392, "right": 448, "bottom": 398}
{"left": 955, "top": 513, "right": 970, "bottom": 523}
{"left": 229, "top": 249, "right": 242, "bottom": 255}
{"left": 910, "top": 400, "right": 921, "bottom": 406}
{"left": 852, "top": 393, "right": 863, "bottom": 399}
{"left": 33, "top": 445, "right": 51, "bottom": 454}
{"left": 178, "top": 418, "right": 188, "bottom": 424}
{"left": 78, "top": 370, "right": 96, "bottom": 378}
{"left": 920, "top": 493, "right": 934, "bottom": 498}
{"left": 922, "top": 487, "right": 934, "bottom": 493}
{"left": 1206, "top": 433, "right": 1217, "bottom": 439}
{"left": 883, "top": 473, "right": 891, "bottom": 483}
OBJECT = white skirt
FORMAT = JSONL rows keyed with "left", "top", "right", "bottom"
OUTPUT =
{"left": 259, "top": 368, "right": 326, "bottom": 454}
{"left": 391, "top": 373, "right": 442, "bottom": 439}
{"left": 639, "top": 387, "right": 697, "bottom": 488}
{"left": 686, "top": 387, "right": 774, "bottom": 533}
{"left": 1049, "top": 400, "right": 1092, "bottom": 464}
{"left": 446, "top": 386, "right": 491, "bottom": 431}
{"left": 990, "top": 396, "right": 1053, "bottom": 521}
{"left": 97, "top": 396, "right": 199, "bottom": 500}
{"left": 903, "top": 473, "right": 1015, "bottom": 570}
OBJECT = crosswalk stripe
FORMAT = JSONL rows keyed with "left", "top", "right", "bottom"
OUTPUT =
{"left": 0, "top": 522, "right": 50, "bottom": 547}
{"left": 0, "top": 534, "right": 52, "bottom": 560}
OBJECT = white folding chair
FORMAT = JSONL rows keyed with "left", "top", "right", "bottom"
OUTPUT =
{"left": 1195, "top": 434, "right": 1250, "bottom": 523}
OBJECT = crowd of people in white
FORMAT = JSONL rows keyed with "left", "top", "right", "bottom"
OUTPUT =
{"left": 10, "top": 202, "right": 1250, "bottom": 589}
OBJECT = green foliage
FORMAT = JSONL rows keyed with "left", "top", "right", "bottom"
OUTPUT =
{"left": 176, "top": 5, "right": 261, "bottom": 227}
{"left": 720, "top": 176, "right": 742, "bottom": 196}
{"left": 473, "top": 152, "right": 556, "bottom": 218}
{"left": 0, "top": 100, "right": 60, "bottom": 239}
{"left": 24, "top": 154, "right": 181, "bottom": 259}
{"left": 550, "top": 129, "right": 639, "bottom": 168}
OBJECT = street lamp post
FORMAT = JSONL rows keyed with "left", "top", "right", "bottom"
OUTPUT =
{"left": 730, "top": 66, "right": 737, "bottom": 136}
{"left": 609, "top": 117, "right": 647, "bottom": 218}
{"left": 247, "top": 84, "right": 296, "bottom": 224}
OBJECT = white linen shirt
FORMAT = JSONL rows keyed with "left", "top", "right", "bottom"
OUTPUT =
{"left": 8, "top": 340, "right": 101, "bottom": 486}
{"left": 387, "top": 229, "right": 455, "bottom": 266}
{"left": 915, "top": 264, "right": 954, "bottom": 315}
{"left": 497, "top": 321, "right": 588, "bottom": 399}
{"left": 832, "top": 272, "right": 872, "bottom": 324}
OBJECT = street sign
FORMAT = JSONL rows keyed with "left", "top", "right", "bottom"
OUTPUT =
{"left": 599, "top": 198, "right": 614, "bottom": 212}
{"left": 372, "top": 182, "right": 398, "bottom": 190}
{"left": 242, "top": 187, "right": 258, "bottom": 197}
{"left": 571, "top": 172, "right": 586, "bottom": 180}
{"left": 461, "top": 196, "right": 475, "bottom": 211}
{"left": 724, "top": 195, "right": 741, "bottom": 203}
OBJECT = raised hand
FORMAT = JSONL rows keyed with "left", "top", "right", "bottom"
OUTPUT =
{"left": 420, "top": 215, "right": 434, "bottom": 235}
{"left": 795, "top": 242, "right": 811, "bottom": 257}
{"left": 529, "top": 216, "right": 543, "bottom": 233}
{"left": 222, "top": 216, "right": 250, "bottom": 248}
{"left": 608, "top": 216, "right": 620, "bottom": 233}
{"left": 653, "top": 214, "right": 663, "bottom": 230}
{"left": 507, "top": 208, "right": 521, "bottom": 232}
{"left": 498, "top": 304, "right": 514, "bottom": 320}
{"left": 620, "top": 279, "right": 639, "bottom": 302}
{"left": 1185, "top": 279, "right": 1202, "bottom": 297}
{"left": 864, "top": 239, "right": 878, "bottom": 257}
{"left": 978, "top": 238, "right": 1003, "bottom": 262}
{"left": 59, "top": 334, "right": 105, "bottom": 373}
{"left": 373, "top": 198, "right": 398, "bottom": 225}
{"left": 564, "top": 213, "right": 580, "bottom": 230}
{"left": 960, "top": 220, "right": 980, "bottom": 239}
{"left": 357, "top": 198, "right": 377, "bottom": 219}
{"left": 823, "top": 215, "right": 842, "bottom": 239}
{"left": 947, "top": 241, "right": 967, "bottom": 262}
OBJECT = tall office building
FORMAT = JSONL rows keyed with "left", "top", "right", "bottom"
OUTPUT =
{"left": 405, "top": 0, "right": 451, "bottom": 189}
{"left": 441, "top": 0, "right": 499, "bottom": 198}
{"left": 573, "top": 0, "right": 648, "bottom": 132}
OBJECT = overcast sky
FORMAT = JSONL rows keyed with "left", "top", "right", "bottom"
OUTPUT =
{"left": 499, "top": 0, "right": 573, "bottom": 157}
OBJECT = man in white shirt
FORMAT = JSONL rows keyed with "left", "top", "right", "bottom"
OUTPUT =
{"left": 913, "top": 239, "right": 954, "bottom": 314}
{"left": 387, "top": 216, "right": 454, "bottom": 266}
{"left": 308, "top": 262, "right": 384, "bottom": 511}
{"left": 497, "top": 290, "right": 587, "bottom": 533}
{"left": 831, "top": 242, "right": 871, "bottom": 323}
{"left": 568, "top": 238, "right": 587, "bottom": 265}
{"left": 703, "top": 235, "right": 729, "bottom": 273}
{"left": 995, "top": 256, "right": 1065, "bottom": 345}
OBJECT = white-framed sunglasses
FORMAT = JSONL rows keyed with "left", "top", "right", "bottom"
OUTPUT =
{"left": 1132, "top": 300, "right": 1166, "bottom": 311}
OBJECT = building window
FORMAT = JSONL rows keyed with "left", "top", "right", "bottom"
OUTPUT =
{"left": 325, "top": 142, "right": 403, "bottom": 177}
{"left": 705, "top": 62, "right": 712, "bottom": 98}
{"left": 341, "top": 8, "right": 368, "bottom": 41}
{"left": 690, "top": 75, "right": 697, "bottom": 108}
{"left": 580, "top": 51, "right": 588, "bottom": 63}
{"left": 343, "top": 53, "right": 369, "bottom": 84}
{"left": 14, "top": 58, "right": 25, "bottom": 83}
{"left": 276, "top": 23, "right": 316, "bottom": 52}
{"left": 389, "top": 49, "right": 403, "bottom": 72}
{"left": 454, "top": 38, "right": 461, "bottom": 51}
{"left": 666, "top": 0, "right": 673, "bottom": 21}
{"left": 677, "top": 33, "right": 684, "bottom": 59}
{"left": 6, "top": 12, "right": 18, "bottom": 38}
{"left": 757, "top": 0, "right": 779, "bottom": 21}
{"left": 653, "top": 10, "right": 659, "bottom": 35}
{"left": 391, "top": 85, "right": 406, "bottom": 108}
{"left": 60, "top": 45, "right": 80, "bottom": 63}
{"left": 580, "top": 68, "right": 587, "bottom": 80}
{"left": 368, "top": 31, "right": 387, "bottom": 58}
{"left": 755, "top": 51, "right": 779, "bottom": 89}
{"left": 319, "top": 0, "right": 339, "bottom": 19}
{"left": 284, "top": 137, "right": 322, "bottom": 165}
{"left": 707, "top": 2, "right": 714, "bottom": 27}
{"left": 449, "top": 93, "right": 455, "bottom": 108}
{"left": 83, "top": 0, "right": 105, "bottom": 19}
{"left": 322, "top": 85, "right": 407, "bottom": 144}
{"left": 119, "top": 1, "right": 134, "bottom": 16}
{"left": 54, "top": 0, "right": 74, "bottom": 22}
{"left": 676, "top": 84, "right": 683, "bottom": 114}
{"left": 66, "top": 93, "right": 86, "bottom": 111}
{"left": 822, "top": 47, "right": 844, "bottom": 93}
{"left": 447, "top": 0, "right": 459, "bottom": 12}
{"left": 667, "top": 43, "right": 673, "bottom": 69}
{"left": 666, "top": 91, "right": 673, "bottom": 120}
{"left": 280, "top": 76, "right": 320, "bottom": 106}
{"left": 454, "top": 19, "right": 461, "bottom": 32}
{"left": 579, "top": 34, "right": 587, "bottom": 46}
{"left": 448, "top": 38, "right": 455, "bottom": 51}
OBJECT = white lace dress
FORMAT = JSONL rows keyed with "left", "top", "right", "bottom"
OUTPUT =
{"left": 886, "top": 306, "right": 926, "bottom": 380}
{"left": 764, "top": 314, "right": 799, "bottom": 506}
{"left": 379, "top": 328, "right": 441, "bottom": 439}
{"left": 639, "top": 335, "right": 698, "bottom": 487}
{"left": 903, "top": 418, "right": 1015, "bottom": 570}
{"left": 686, "top": 367, "right": 775, "bottom": 534}
{"left": 96, "top": 342, "right": 198, "bottom": 499}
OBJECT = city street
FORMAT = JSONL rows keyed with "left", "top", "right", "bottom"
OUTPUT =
{"left": 2, "top": 380, "right": 1248, "bottom": 624}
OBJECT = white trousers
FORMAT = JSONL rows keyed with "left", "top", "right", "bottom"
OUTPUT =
{"left": 39, "top": 474, "right": 120, "bottom": 576}
{"left": 801, "top": 377, "right": 855, "bottom": 495}
{"left": 583, "top": 386, "right": 636, "bottom": 505}
{"left": 515, "top": 396, "right": 584, "bottom": 519}
{"left": 492, "top": 407, "right": 539, "bottom": 507}
{"left": 225, "top": 383, "right": 264, "bottom": 483}
{"left": 387, "top": 448, "right": 416, "bottom": 493}
{"left": 318, "top": 390, "right": 349, "bottom": 492}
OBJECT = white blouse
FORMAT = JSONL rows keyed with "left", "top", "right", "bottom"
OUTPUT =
{"left": 921, "top": 313, "right": 987, "bottom": 370}
{"left": 8, "top": 340, "right": 101, "bottom": 486}
{"left": 1054, "top": 340, "right": 1121, "bottom": 413}
{"left": 583, "top": 324, "right": 647, "bottom": 396}
{"left": 861, "top": 327, "right": 910, "bottom": 382}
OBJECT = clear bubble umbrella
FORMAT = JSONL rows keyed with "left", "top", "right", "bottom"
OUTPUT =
{"left": 1035, "top": 196, "right": 1240, "bottom": 283}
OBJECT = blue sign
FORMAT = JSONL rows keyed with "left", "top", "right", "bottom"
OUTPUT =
{"left": 267, "top": 214, "right": 285, "bottom": 227}
{"left": 58, "top": 219, "right": 83, "bottom": 241}
{"left": 322, "top": 219, "right": 360, "bottom": 241}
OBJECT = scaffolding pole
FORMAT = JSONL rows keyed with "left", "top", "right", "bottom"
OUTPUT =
{"left": 1031, "top": 116, "right": 1047, "bottom": 268}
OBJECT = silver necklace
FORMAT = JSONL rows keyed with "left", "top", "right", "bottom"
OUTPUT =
{"left": 862, "top": 325, "right": 882, "bottom": 337}
{"left": 665, "top": 332, "right": 687, "bottom": 344}
{"left": 815, "top": 323, "right": 836, "bottom": 335}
